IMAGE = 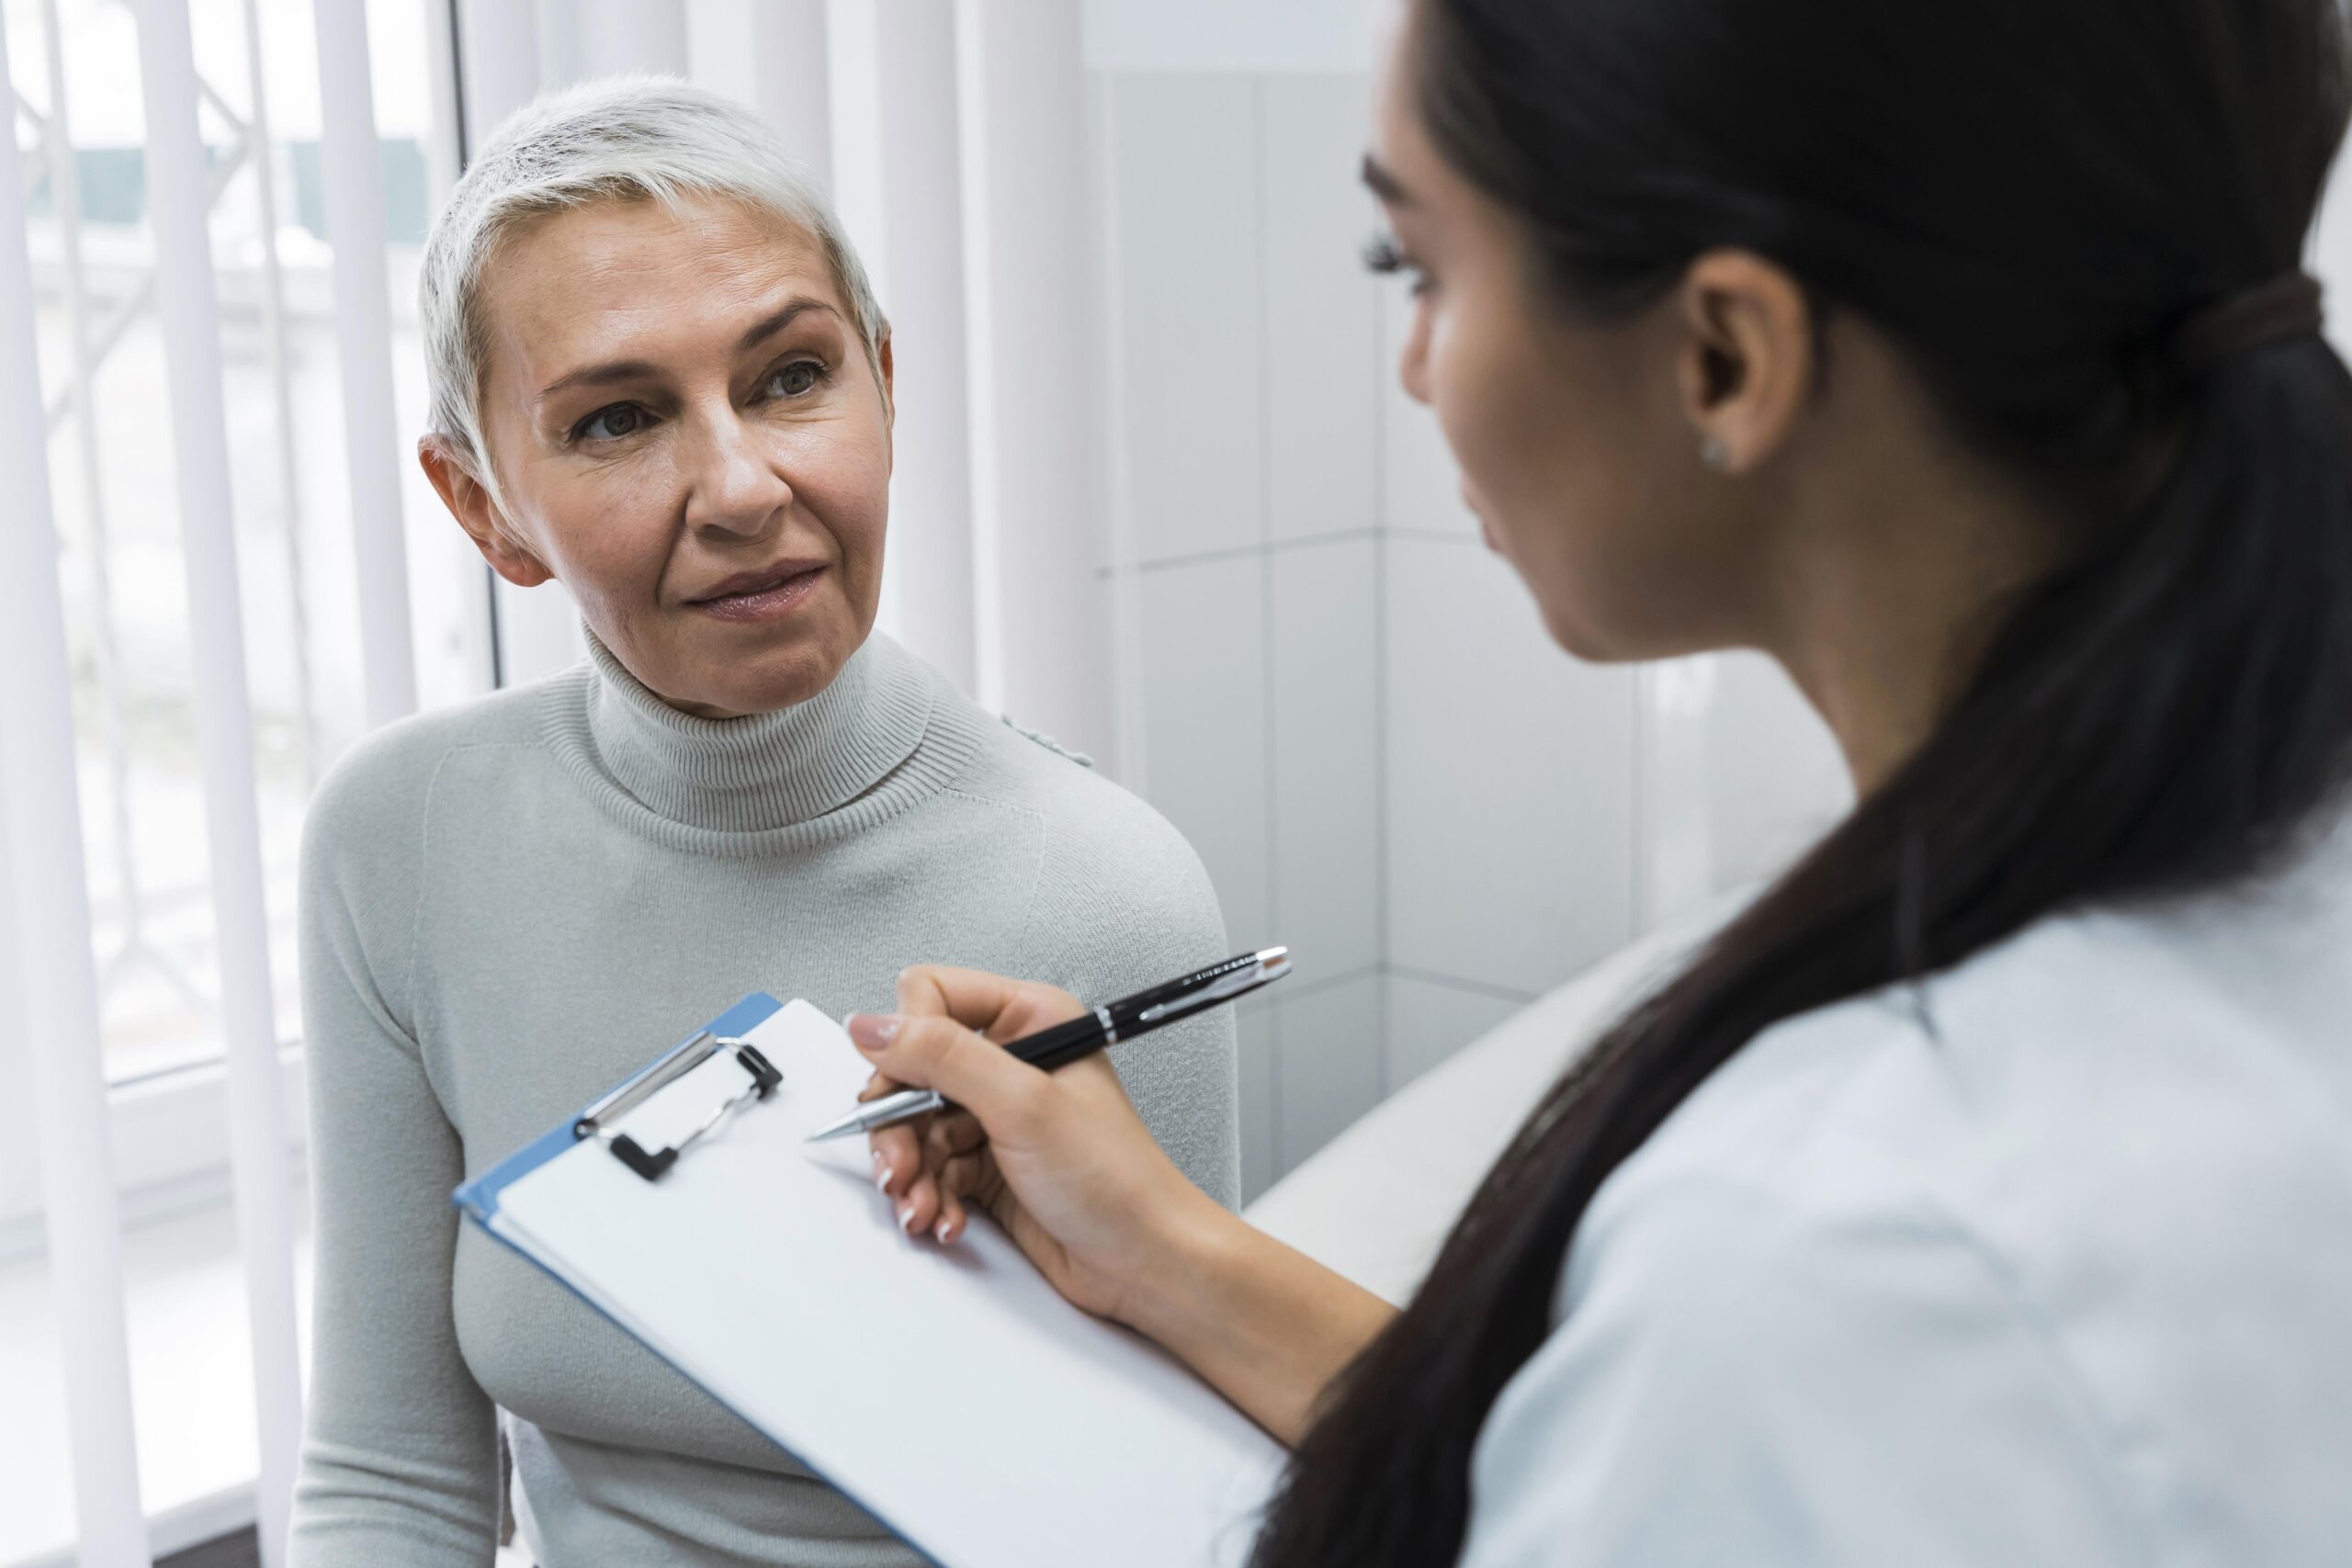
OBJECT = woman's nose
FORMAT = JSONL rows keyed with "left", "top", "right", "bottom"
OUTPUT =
{"left": 1398, "top": 309, "right": 1434, "bottom": 408}
{"left": 681, "top": 412, "right": 792, "bottom": 537}
{"left": 1392, "top": 314, "right": 1430, "bottom": 409}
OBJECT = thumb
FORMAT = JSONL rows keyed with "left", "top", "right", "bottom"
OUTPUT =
{"left": 844, "top": 1012, "right": 1043, "bottom": 1134}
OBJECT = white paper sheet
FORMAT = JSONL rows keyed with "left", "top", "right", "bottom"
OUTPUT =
{"left": 485, "top": 1000, "right": 1284, "bottom": 1568}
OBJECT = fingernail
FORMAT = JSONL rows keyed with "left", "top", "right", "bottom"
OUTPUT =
{"left": 933, "top": 1218, "right": 953, "bottom": 1244}
{"left": 848, "top": 1014, "right": 903, "bottom": 1052}
{"left": 875, "top": 1163, "right": 892, "bottom": 1192}
{"left": 898, "top": 1202, "right": 918, "bottom": 1234}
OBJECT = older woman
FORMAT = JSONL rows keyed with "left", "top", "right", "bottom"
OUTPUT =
{"left": 288, "top": 78, "right": 1237, "bottom": 1566}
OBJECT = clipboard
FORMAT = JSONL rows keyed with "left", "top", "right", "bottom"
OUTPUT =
{"left": 454, "top": 994, "right": 1283, "bottom": 1568}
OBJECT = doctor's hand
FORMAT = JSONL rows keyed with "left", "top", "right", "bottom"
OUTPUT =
{"left": 850, "top": 966, "right": 1229, "bottom": 1329}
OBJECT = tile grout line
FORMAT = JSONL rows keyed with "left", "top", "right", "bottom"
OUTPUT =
{"left": 1385, "top": 525, "right": 1488, "bottom": 546}
{"left": 1276, "top": 962, "right": 1386, "bottom": 1005}
{"left": 1253, "top": 73, "right": 1288, "bottom": 1184}
{"left": 1372, "top": 243, "right": 1396, "bottom": 1102}
{"left": 1382, "top": 962, "right": 1540, "bottom": 1007}
{"left": 1093, "top": 525, "right": 1387, "bottom": 581}
{"left": 1093, "top": 74, "right": 1151, "bottom": 794}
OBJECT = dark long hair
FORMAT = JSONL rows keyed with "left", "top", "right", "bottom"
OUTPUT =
{"left": 1252, "top": 2, "right": 2352, "bottom": 1563}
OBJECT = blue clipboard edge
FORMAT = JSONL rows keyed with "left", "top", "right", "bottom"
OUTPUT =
{"left": 445, "top": 991, "right": 952, "bottom": 1568}
{"left": 451, "top": 990, "right": 786, "bottom": 1227}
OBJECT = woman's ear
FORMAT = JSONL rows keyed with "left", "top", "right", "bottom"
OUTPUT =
{"left": 1675, "top": 249, "right": 1815, "bottom": 475}
{"left": 418, "top": 436, "right": 553, "bottom": 588}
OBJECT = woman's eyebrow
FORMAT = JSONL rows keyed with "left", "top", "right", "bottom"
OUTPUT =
{"left": 536, "top": 298, "right": 844, "bottom": 403}
{"left": 1362, "top": 153, "right": 1412, "bottom": 206}
{"left": 735, "top": 297, "right": 842, "bottom": 354}
{"left": 538, "top": 356, "right": 661, "bottom": 402}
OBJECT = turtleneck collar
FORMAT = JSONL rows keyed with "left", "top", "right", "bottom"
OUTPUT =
{"left": 561, "top": 627, "right": 937, "bottom": 835}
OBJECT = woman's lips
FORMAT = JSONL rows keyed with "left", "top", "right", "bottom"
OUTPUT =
{"left": 687, "top": 565, "right": 827, "bottom": 624}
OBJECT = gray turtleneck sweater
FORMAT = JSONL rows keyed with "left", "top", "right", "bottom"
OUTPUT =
{"left": 288, "top": 631, "right": 1238, "bottom": 1567}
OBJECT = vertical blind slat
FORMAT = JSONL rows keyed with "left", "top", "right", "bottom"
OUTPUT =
{"left": 456, "top": 0, "right": 540, "bottom": 148}
{"left": 237, "top": 0, "right": 321, "bottom": 789}
{"left": 131, "top": 3, "right": 305, "bottom": 1563}
{"left": 952, "top": 0, "right": 1006, "bottom": 715}
{"left": 0, "top": 15, "right": 153, "bottom": 1567}
{"left": 571, "top": 0, "right": 688, "bottom": 77}
{"left": 456, "top": 0, "right": 587, "bottom": 686}
{"left": 821, "top": 0, "right": 897, "bottom": 642}
{"left": 870, "top": 0, "right": 979, "bottom": 693}
{"left": 312, "top": 0, "right": 421, "bottom": 731}
{"left": 750, "top": 0, "right": 833, "bottom": 188}
{"left": 954, "top": 0, "right": 1114, "bottom": 759}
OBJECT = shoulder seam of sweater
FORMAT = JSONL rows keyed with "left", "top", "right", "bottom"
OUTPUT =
{"left": 936, "top": 783, "right": 1046, "bottom": 822}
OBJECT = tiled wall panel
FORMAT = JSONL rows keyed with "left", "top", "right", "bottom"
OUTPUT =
{"left": 1272, "top": 972, "right": 1385, "bottom": 1172}
{"left": 1134, "top": 556, "right": 1274, "bottom": 950}
{"left": 1383, "top": 537, "right": 1639, "bottom": 999}
{"left": 1269, "top": 538, "right": 1381, "bottom": 980}
{"left": 1261, "top": 75, "right": 1382, "bottom": 546}
{"left": 1235, "top": 995, "right": 1279, "bottom": 1201}
{"left": 1106, "top": 73, "right": 1266, "bottom": 565}
{"left": 1384, "top": 972, "right": 1530, "bottom": 1093}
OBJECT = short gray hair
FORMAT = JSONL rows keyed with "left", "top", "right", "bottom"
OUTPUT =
{"left": 419, "top": 75, "right": 888, "bottom": 517}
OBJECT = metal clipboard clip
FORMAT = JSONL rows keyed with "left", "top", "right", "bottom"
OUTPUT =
{"left": 571, "top": 1030, "right": 784, "bottom": 1182}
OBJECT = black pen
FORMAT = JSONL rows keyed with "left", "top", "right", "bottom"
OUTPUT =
{"left": 806, "top": 947, "right": 1292, "bottom": 1143}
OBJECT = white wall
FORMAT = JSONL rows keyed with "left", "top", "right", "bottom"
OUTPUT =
{"left": 1087, "top": 31, "right": 1849, "bottom": 1199}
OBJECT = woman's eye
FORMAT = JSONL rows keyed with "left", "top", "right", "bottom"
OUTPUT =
{"left": 1362, "top": 232, "right": 1432, "bottom": 298}
{"left": 575, "top": 404, "right": 648, "bottom": 442}
{"left": 767, "top": 361, "right": 822, "bottom": 398}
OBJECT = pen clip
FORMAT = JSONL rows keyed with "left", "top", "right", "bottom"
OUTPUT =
{"left": 1136, "top": 949, "right": 1290, "bottom": 1025}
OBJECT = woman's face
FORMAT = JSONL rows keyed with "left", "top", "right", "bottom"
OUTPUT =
{"left": 1365, "top": 6, "right": 1766, "bottom": 662}
{"left": 438, "top": 194, "right": 893, "bottom": 717}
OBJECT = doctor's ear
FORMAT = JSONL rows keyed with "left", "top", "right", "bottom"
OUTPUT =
{"left": 1674, "top": 249, "right": 1816, "bottom": 476}
{"left": 420, "top": 435, "right": 553, "bottom": 589}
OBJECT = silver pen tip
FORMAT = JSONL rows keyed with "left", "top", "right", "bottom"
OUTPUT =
{"left": 805, "top": 1111, "right": 865, "bottom": 1144}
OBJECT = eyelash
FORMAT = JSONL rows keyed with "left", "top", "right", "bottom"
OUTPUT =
{"left": 1363, "top": 232, "right": 1431, "bottom": 297}
{"left": 567, "top": 357, "right": 831, "bottom": 445}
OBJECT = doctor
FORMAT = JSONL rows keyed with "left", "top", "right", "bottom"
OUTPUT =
{"left": 854, "top": 0, "right": 2352, "bottom": 1562}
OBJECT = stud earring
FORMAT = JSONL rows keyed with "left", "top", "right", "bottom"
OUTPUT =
{"left": 1701, "top": 436, "right": 1733, "bottom": 472}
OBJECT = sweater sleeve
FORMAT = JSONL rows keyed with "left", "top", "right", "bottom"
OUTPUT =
{"left": 288, "top": 742, "right": 500, "bottom": 1567}
{"left": 1014, "top": 790, "right": 1242, "bottom": 1210}
{"left": 1454, "top": 1172, "right": 2142, "bottom": 1568}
